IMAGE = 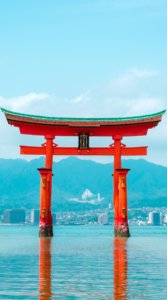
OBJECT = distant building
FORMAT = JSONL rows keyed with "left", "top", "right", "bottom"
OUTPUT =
{"left": 98, "top": 213, "right": 108, "bottom": 225}
{"left": 31, "top": 209, "right": 56, "bottom": 225}
{"left": 3, "top": 209, "right": 26, "bottom": 224}
{"left": 52, "top": 213, "right": 56, "bottom": 225}
{"left": 82, "top": 189, "right": 94, "bottom": 201}
{"left": 30, "top": 209, "right": 39, "bottom": 225}
{"left": 164, "top": 214, "right": 167, "bottom": 224}
{"left": 148, "top": 211, "right": 162, "bottom": 225}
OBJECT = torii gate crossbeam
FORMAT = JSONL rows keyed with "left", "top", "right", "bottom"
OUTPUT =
{"left": 20, "top": 145, "right": 147, "bottom": 156}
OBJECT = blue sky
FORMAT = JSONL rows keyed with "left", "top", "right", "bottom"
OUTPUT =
{"left": 0, "top": 0, "right": 167, "bottom": 165}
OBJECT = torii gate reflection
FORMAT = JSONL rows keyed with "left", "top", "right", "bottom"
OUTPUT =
{"left": 113, "top": 238, "right": 128, "bottom": 300}
{"left": 1, "top": 108, "right": 165, "bottom": 237}
{"left": 39, "top": 238, "right": 52, "bottom": 300}
{"left": 38, "top": 237, "right": 128, "bottom": 299}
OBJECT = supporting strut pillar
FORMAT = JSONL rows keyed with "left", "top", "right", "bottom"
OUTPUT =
{"left": 38, "top": 135, "right": 55, "bottom": 237}
{"left": 38, "top": 168, "right": 53, "bottom": 237}
{"left": 113, "top": 136, "right": 122, "bottom": 233}
{"left": 114, "top": 168, "right": 130, "bottom": 238}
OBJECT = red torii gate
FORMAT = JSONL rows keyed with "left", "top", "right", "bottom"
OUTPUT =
{"left": 1, "top": 108, "right": 165, "bottom": 237}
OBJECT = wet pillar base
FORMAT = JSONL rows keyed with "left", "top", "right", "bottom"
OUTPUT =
{"left": 114, "top": 225, "right": 130, "bottom": 238}
{"left": 39, "top": 226, "right": 53, "bottom": 237}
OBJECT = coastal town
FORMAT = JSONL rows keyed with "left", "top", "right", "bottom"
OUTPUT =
{"left": 1, "top": 206, "right": 167, "bottom": 226}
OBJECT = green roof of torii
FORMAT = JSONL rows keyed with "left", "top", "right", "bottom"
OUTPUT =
{"left": 1, "top": 108, "right": 166, "bottom": 123}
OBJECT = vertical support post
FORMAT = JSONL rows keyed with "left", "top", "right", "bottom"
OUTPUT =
{"left": 115, "top": 168, "right": 130, "bottom": 237}
{"left": 45, "top": 135, "right": 54, "bottom": 228}
{"left": 38, "top": 168, "right": 53, "bottom": 237}
{"left": 113, "top": 136, "right": 122, "bottom": 235}
{"left": 113, "top": 238, "right": 128, "bottom": 300}
{"left": 38, "top": 134, "right": 55, "bottom": 237}
{"left": 39, "top": 238, "right": 52, "bottom": 299}
{"left": 45, "top": 135, "right": 54, "bottom": 169}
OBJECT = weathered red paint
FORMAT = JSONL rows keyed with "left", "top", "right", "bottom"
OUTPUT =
{"left": 115, "top": 168, "right": 130, "bottom": 237}
{"left": 38, "top": 168, "right": 53, "bottom": 237}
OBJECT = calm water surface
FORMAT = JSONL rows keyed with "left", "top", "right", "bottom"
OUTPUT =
{"left": 0, "top": 226, "right": 167, "bottom": 299}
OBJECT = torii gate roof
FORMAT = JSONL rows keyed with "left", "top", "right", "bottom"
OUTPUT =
{"left": 1, "top": 108, "right": 165, "bottom": 137}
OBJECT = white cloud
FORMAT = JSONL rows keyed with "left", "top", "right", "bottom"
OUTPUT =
{"left": 69, "top": 68, "right": 164, "bottom": 118}
{"left": 105, "top": 67, "right": 157, "bottom": 97}
{"left": 131, "top": 67, "right": 157, "bottom": 78}
{"left": 113, "top": 67, "right": 156, "bottom": 86}
{"left": 0, "top": 68, "right": 164, "bottom": 118}
{"left": 72, "top": 91, "right": 90, "bottom": 104}
{"left": 0, "top": 92, "right": 49, "bottom": 111}
{"left": 117, "top": 96, "right": 163, "bottom": 116}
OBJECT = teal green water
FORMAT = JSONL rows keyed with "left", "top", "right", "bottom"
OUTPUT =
{"left": 0, "top": 226, "right": 167, "bottom": 299}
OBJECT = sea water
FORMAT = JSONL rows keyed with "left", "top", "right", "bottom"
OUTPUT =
{"left": 0, "top": 225, "right": 167, "bottom": 299}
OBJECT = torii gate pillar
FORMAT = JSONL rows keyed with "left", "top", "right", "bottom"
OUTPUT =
{"left": 38, "top": 135, "right": 54, "bottom": 237}
{"left": 114, "top": 168, "right": 130, "bottom": 237}
{"left": 38, "top": 168, "right": 53, "bottom": 237}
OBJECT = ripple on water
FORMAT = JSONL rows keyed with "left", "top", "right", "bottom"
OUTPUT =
{"left": 0, "top": 226, "right": 167, "bottom": 299}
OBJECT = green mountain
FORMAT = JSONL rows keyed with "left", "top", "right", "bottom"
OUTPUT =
{"left": 0, "top": 157, "right": 167, "bottom": 212}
